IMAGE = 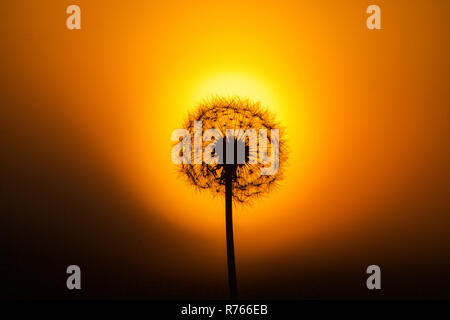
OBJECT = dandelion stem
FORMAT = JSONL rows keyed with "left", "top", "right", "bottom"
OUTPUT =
{"left": 225, "top": 167, "right": 238, "bottom": 299}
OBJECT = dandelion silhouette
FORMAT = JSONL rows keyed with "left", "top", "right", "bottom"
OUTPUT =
{"left": 174, "top": 96, "right": 286, "bottom": 299}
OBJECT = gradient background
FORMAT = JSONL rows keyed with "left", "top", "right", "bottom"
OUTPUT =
{"left": 1, "top": 0, "right": 449, "bottom": 299}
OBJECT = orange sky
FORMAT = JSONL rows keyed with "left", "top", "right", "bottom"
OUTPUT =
{"left": 2, "top": 1, "right": 450, "bottom": 297}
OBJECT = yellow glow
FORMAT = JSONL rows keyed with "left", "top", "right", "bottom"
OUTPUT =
{"left": 191, "top": 73, "right": 280, "bottom": 113}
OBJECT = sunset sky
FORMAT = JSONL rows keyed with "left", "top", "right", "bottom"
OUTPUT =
{"left": 1, "top": 0, "right": 449, "bottom": 299}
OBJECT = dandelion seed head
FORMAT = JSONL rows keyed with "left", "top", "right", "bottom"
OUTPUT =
{"left": 176, "top": 96, "right": 287, "bottom": 203}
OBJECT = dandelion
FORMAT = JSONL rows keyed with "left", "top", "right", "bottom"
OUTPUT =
{"left": 173, "top": 96, "right": 287, "bottom": 299}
